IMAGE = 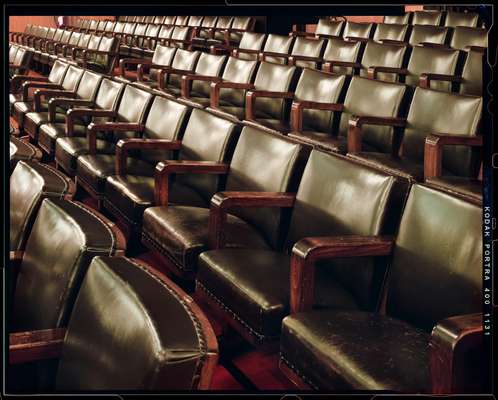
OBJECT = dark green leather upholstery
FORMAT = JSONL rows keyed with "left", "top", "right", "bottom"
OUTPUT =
{"left": 450, "top": 26, "right": 487, "bottom": 50}
{"left": 162, "top": 49, "right": 201, "bottom": 93}
{"left": 314, "top": 19, "right": 343, "bottom": 37}
{"left": 234, "top": 32, "right": 266, "bottom": 61}
{"left": 373, "top": 23, "right": 409, "bottom": 43}
{"left": 408, "top": 25, "right": 449, "bottom": 46}
{"left": 197, "top": 150, "right": 409, "bottom": 343}
{"left": 39, "top": 77, "right": 124, "bottom": 156}
{"left": 10, "top": 161, "right": 73, "bottom": 251}
{"left": 141, "top": 125, "right": 305, "bottom": 277}
{"left": 359, "top": 41, "right": 407, "bottom": 82}
{"left": 280, "top": 184, "right": 482, "bottom": 391}
{"left": 322, "top": 38, "right": 362, "bottom": 75}
{"left": 460, "top": 50, "right": 485, "bottom": 96}
{"left": 343, "top": 21, "right": 373, "bottom": 40}
{"left": 261, "top": 34, "right": 294, "bottom": 64}
{"left": 444, "top": 11, "right": 479, "bottom": 27}
{"left": 12, "top": 199, "right": 123, "bottom": 332}
{"left": 412, "top": 10, "right": 442, "bottom": 25}
{"left": 135, "top": 45, "right": 177, "bottom": 88}
{"left": 349, "top": 87, "right": 482, "bottom": 181}
{"left": 104, "top": 106, "right": 238, "bottom": 229}
{"left": 53, "top": 256, "right": 214, "bottom": 390}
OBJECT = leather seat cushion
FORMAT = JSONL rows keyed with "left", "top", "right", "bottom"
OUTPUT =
{"left": 253, "top": 119, "right": 291, "bottom": 134}
{"left": 38, "top": 122, "right": 87, "bottom": 154}
{"left": 10, "top": 137, "right": 42, "bottom": 171}
{"left": 142, "top": 206, "right": 270, "bottom": 275}
{"left": 197, "top": 249, "right": 361, "bottom": 342}
{"left": 288, "top": 131, "right": 347, "bottom": 153}
{"left": 104, "top": 175, "right": 208, "bottom": 226}
{"left": 55, "top": 137, "right": 115, "bottom": 175}
{"left": 77, "top": 154, "right": 154, "bottom": 194}
{"left": 425, "top": 176, "right": 481, "bottom": 203}
{"left": 347, "top": 152, "right": 425, "bottom": 181}
{"left": 280, "top": 310, "right": 430, "bottom": 391}
{"left": 25, "top": 109, "right": 67, "bottom": 127}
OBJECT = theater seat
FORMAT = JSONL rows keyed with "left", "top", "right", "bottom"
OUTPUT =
{"left": 408, "top": 25, "right": 449, "bottom": 47}
{"left": 104, "top": 106, "right": 239, "bottom": 240}
{"left": 372, "top": 23, "right": 409, "bottom": 44}
{"left": 359, "top": 41, "right": 407, "bottom": 82}
{"left": 11, "top": 198, "right": 125, "bottom": 333}
{"left": 280, "top": 184, "right": 482, "bottom": 393}
{"left": 39, "top": 77, "right": 124, "bottom": 157}
{"left": 231, "top": 32, "right": 267, "bottom": 61}
{"left": 444, "top": 11, "right": 479, "bottom": 28}
{"left": 151, "top": 48, "right": 201, "bottom": 93}
{"left": 196, "top": 150, "right": 408, "bottom": 346}
{"left": 9, "top": 137, "right": 42, "bottom": 172}
{"left": 412, "top": 10, "right": 442, "bottom": 25}
{"left": 343, "top": 21, "right": 373, "bottom": 41}
{"left": 321, "top": 38, "right": 362, "bottom": 76}
{"left": 79, "top": 35, "right": 119, "bottom": 74}
{"left": 348, "top": 87, "right": 482, "bottom": 182}
{"left": 141, "top": 125, "right": 306, "bottom": 280}
{"left": 9, "top": 256, "right": 218, "bottom": 390}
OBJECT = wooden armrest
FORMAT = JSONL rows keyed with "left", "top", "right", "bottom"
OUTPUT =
{"left": 379, "top": 39, "right": 406, "bottom": 45}
{"left": 34, "top": 89, "right": 75, "bottom": 112}
{"left": 11, "top": 75, "right": 49, "bottom": 92}
{"left": 419, "top": 73, "right": 463, "bottom": 89}
{"left": 10, "top": 328, "right": 66, "bottom": 365}
{"left": 115, "top": 138, "right": 181, "bottom": 175}
{"left": 259, "top": 51, "right": 290, "bottom": 62}
{"left": 367, "top": 66, "right": 408, "bottom": 80}
{"left": 289, "top": 31, "right": 315, "bottom": 38}
{"left": 345, "top": 36, "right": 370, "bottom": 43}
{"left": 154, "top": 160, "right": 229, "bottom": 207}
{"left": 288, "top": 54, "right": 323, "bottom": 66}
{"left": 420, "top": 42, "right": 449, "bottom": 49}
{"left": 233, "top": 48, "right": 260, "bottom": 57}
{"left": 22, "top": 82, "right": 62, "bottom": 102}
{"left": 157, "top": 67, "right": 195, "bottom": 90}
{"left": 49, "top": 97, "right": 93, "bottom": 122}
{"left": 87, "top": 122, "right": 143, "bottom": 154}
{"left": 119, "top": 57, "right": 151, "bottom": 77}
{"left": 65, "top": 108, "right": 115, "bottom": 136}
{"left": 348, "top": 116, "right": 407, "bottom": 153}
{"left": 181, "top": 74, "right": 223, "bottom": 98}
{"left": 291, "top": 101, "right": 344, "bottom": 132}
{"left": 290, "top": 235, "right": 394, "bottom": 313}
{"left": 209, "top": 191, "right": 296, "bottom": 249}
{"left": 210, "top": 81, "right": 255, "bottom": 108}
{"left": 245, "top": 90, "right": 294, "bottom": 120}
{"left": 465, "top": 45, "right": 486, "bottom": 53}
{"left": 323, "top": 60, "right": 361, "bottom": 73}
{"left": 430, "top": 313, "right": 483, "bottom": 393}
{"left": 424, "top": 133, "right": 482, "bottom": 179}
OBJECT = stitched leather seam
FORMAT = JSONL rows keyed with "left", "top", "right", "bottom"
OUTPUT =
{"left": 279, "top": 354, "right": 319, "bottom": 390}
{"left": 141, "top": 231, "right": 191, "bottom": 273}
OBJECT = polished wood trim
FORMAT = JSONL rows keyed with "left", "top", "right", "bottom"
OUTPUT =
{"left": 34, "top": 89, "right": 75, "bottom": 112}
{"left": 86, "top": 122, "right": 142, "bottom": 154}
{"left": 181, "top": 74, "right": 223, "bottom": 98}
{"left": 9, "top": 328, "right": 66, "bottom": 364}
{"left": 290, "top": 235, "right": 394, "bottom": 313}
{"left": 419, "top": 73, "right": 462, "bottom": 89}
{"left": 245, "top": 90, "right": 294, "bottom": 121}
{"left": 210, "top": 80, "right": 255, "bottom": 108}
{"left": 65, "top": 108, "right": 115, "bottom": 137}
{"left": 347, "top": 116, "right": 406, "bottom": 153}
{"left": 291, "top": 101, "right": 344, "bottom": 132}
{"left": 367, "top": 66, "right": 408, "bottom": 80}
{"left": 48, "top": 97, "right": 94, "bottom": 123}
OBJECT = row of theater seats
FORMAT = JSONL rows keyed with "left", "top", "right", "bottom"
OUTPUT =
{"left": 8, "top": 170, "right": 217, "bottom": 389}
{"left": 9, "top": 102, "right": 482, "bottom": 392}
{"left": 9, "top": 44, "right": 33, "bottom": 78}
{"left": 10, "top": 51, "right": 483, "bottom": 205}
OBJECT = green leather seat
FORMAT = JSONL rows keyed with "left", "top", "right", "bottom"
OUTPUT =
{"left": 444, "top": 11, "right": 479, "bottom": 27}
{"left": 129, "top": 44, "right": 177, "bottom": 87}
{"left": 321, "top": 37, "right": 362, "bottom": 75}
{"left": 38, "top": 77, "right": 124, "bottom": 157}
{"left": 9, "top": 137, "right": 42, "bottom": 172}
{"left": 196, "top": 150, "right": 408, "bottom": 345}
{"left": 214, "top": 17, "right": 255, "bottom": 48}
{"left": 372, "top": 23, "right": 409, "bottom": 43}
{"left": 231, "top": 32, "right": 266, "bottom": 61}
{"left": 133, "top": 24, "right": 161, "bottom": 59}
{"left": 348, "top": 87, "right": 482, "bottom": 182}
{"left": 103, "top": 104, "right": 239, "bottom": 233}
{"left": 290, "top": 75, "right": 406, "bottom": 153}
{"left": 259, "top": 34, "right": 295, "bottom": 64}
{"left": 11, "top": 198, "right": 125, "bottom": 332}
{"left": 141, "top": 125, "right": 306, "bottom": 279}
{"left": 408, "top": 25, "right": 449, "bottom": 46}
{"left": 280, "top": 184, "right": 482, "bottom": 391}
{"left": 412, "top": 10, "right": 443, "bottom": 25}
{"left": 358, "top": 41, "right": 407, "bottom": 82}
{"left": 10, "top": 161, "right": 74, "bottom": 251}
{"left": 343, "top": 21, "right": 373, "bottom": 41}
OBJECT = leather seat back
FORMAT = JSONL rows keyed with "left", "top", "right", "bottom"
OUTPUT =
{"left": 154, "top": 16, "right": 166, "bottom": 24}
{"left": 253, "top": 62, "right": 298, "bottom": 120}
{"left": 291, "top": 37, "right": 326, "bottom": 68}
{"left": 322, "top": 38, "right": 362, "bottom": 75}
{"left": 158, "top": 25, "right": 174, "bottom": 42}
{"left": 139, "top": 96, "right": 190, "bottom": 164}
{"left": 55, "top": 256, "right": 212, "bottom": 390}
{"left": 359, "top": 41, "right": 407, "bottom": 82}
{"left": 227, "top": 17, "right": 255, "bottom": 44}
{"left": 384, "top": 13, "right": 411, "bottom": 24}
{"left": 339, "top": 76, "right": 406, "bottom": 152}
{"left": 10, "top": 161, "right": 74, "bottom": 251}
{"left": 219, "top": 57, "right": 258, "bottom": 106}
{"left": 191, "top": 53, "right": 227, "bottom": 96}
{"left": 168, "top": 49, "right": 200, "bottom": 87}
{"left": 9, "top": 45, "right": 18, "bottom": 63}
{"left": 262, "top": 34, "right": 294, "bottom": 64}
{"left": 94, "top": 78, "right": 125, "bottom": 115}
{"left": 212, "top": 16, "right": 235, "bottom": 41}
{"left": 143, "top": 23, "right": 161, "bottom": 48}
{"left": 412, "top": 10, "right": 442, "bottom": 25}
{"left": 88, "top": 20, "right": 99, "bottom": 32}
{"left": 86, "top": 34, "right": 102, "bottom": 51}
{"left": 132, "top": 23, "right": 148, "bottom": 47}
{"left": 444, "top": 11, "right": 479, "bottom": 27}
{"left": 59, "top": 30, "right": 72, "bottom": 45}
{"left": 387, "top": 184, "right": 482, "bottom": 331}
{"left": 403, "top": 87, "right": 482, "bottom": 177}
{"left": 178, "top": 109, "right": 240, "bottom": 203}
{"left": 114, "top": 85, "right": 153, "bottom": 140}
{"left": 171, "top": 26, "right": 191, "bottom": 49}
{"left": 61, "top": 65, "right": 85, "bottom": 91}
{"left": 96, "top": 20, "right": 107, "bottom": 32}
{"left": 408, "top": 25, "right": 449, "bottom": 46}
{"left": 461, "top": 50, "right": 484, "bottom": 96}
{"left": 51, "top": 29, "right": 65, "bottom": 43}
{"left": 373, "top": 23, "right": 409, "bottom": 42}
{"left": 77, "top": 33, "right": 92, "bottom": 48}
{"left": 150, "top": 45, "right": 177, "bottom": 82}
{"left": 176, "top": 16, "right": 189, "bottom": 26}
{"left": 236, "top": 32, "right": 266, "bottom": 60}
{"left": 104, "top": 21, "right": 116, "bottom": 33}
{"left": 343, "top": 21, "right": 373, "bottom": 40}
{"left": 188, "top": 16, "right": 203, "bottom": 28}
{"left": 113, "top": 21, "right": 125, "bottom": 34}
{"left": 315, "top": 19, "right": 344, "bottom": 37}
{"left": 286, "top": 150, "right": 409, "bottom": 309}
{"left": 66, "top": 32, "right": 81, "bottom": 48}
{"left": 225, "top": 125, "right": 306, "bottom": 249}
{"left": 13, "top": 198, "right": 124, "bottom": 331}
{"left": 406, "top": 46, "right": 459, "bottom": 91}
{"left": 294, "top": 69, "right": 346, "bottom": 132}
{"left": 450, "top": 26, "right": 487, "bottom": 50}
{"left": 94, "top": 36, "right": 118, "bottom": 71}
{"left": 75, "top": 70, "right": 103, "bottom": 101}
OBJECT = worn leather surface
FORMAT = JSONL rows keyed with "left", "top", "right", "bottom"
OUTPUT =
{"left": 461, "top": 50, "right": 484, "bottom": 96}
{"left": 191, "top": 53, "right": 227, "bottom": 97}
{"left": 288, "top": 130, "right": 348, "bottom": 153}
{"left": 216, "top": 57, "right": 258, "bottom": 108}
{"left": 56, "top": 256, "right": 207, "bottom": 390}
{"left": 236, "top": 32, "right": 266, "bottom": 61}
{"left": 348, "top": 152, "right": 425, "bottom": 181}
{"left": 406, "top": 46, "right": 459, "bottom": 92}
{"left": 359, "top": 41, "right": 407, "bottom": 82}
{"left": 315, "top": 19, "right": 343, "bottom": 36}
{"left": 322, "top": 38, "right": 362, "bottom": 75}
{"left": 412, "top": 10, "right": 442, "bottom": 25}
{"left": 12, "top": 199, "right": 118, "bottom": 332}
{"left": 450, "top": 26, "right": 487, "bottom": 50}
{"left": 384, "top": 13, "right": 411, "bottom": 24}
{"left": 408, "top": 25, "right": 448, "bottom": 46}
{"left": 444, "top": 11, "right": 479, "bottom": 27}
{"left": 343, "top": 21, "right": 373, "bottom": 39}
{"left": 425, "top": 176, "right": 482, "bottom": 204}
{"left": 167, "top": 49, "right": 200, "bottom": 89}
{"left": 38, "top": 120, "right": 87, "bottom": 155}
{"left": 339, "top": 76, "right": 406, "bottom": 152}
{"left": 404, "top": 87, "right": 482, "bottom": 177}
{"left": 10, "top": 161, "right": 72, "bottom": 250}
{"left": 280, "top": 310, "right": 430, "bottom": 391}
{"left": 373, "top": 23, "right": 409, "bottom": 42}
{"left": 9, "top": 137, "right": 42, "bottom": 170}
{"left": 262, "top": 34, "right": 294, "bottom": 64}
{"left": 290, "top": 37, "right": 326, "bottom": 68}
{"left": 387, "top": 184, "right": 482, "bottom": 331}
